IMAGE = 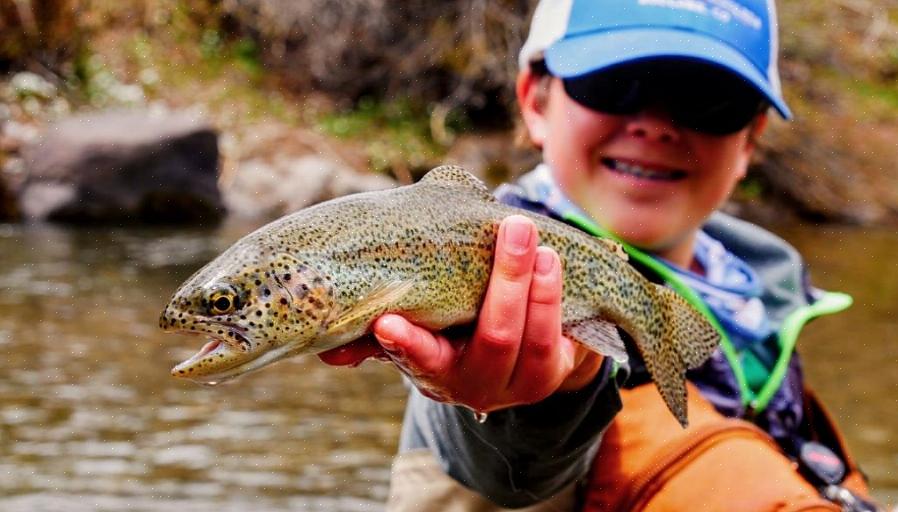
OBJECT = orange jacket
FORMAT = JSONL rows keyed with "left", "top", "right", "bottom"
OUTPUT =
{"left": 582, "top": 383, "right": 870, "bottom": 512}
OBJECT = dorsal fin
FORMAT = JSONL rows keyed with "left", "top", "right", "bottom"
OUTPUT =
{"left": 418, "top": 165, "right": 495, "bottom": 202}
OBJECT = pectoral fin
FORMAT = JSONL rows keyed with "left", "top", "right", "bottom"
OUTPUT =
{"left": 562, "top": 317, "right": 628, "bottom": 363}
{"left": 325, "top": 279, "right": 416, "bottom": 337}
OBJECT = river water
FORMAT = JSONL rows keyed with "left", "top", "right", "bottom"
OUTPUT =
{"left": 0, "top": 220, "right": 894, "bottom": 510}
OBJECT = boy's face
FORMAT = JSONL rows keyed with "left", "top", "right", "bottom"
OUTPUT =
{"left": 519, "top": 72, "right": 763, "bottom": 265}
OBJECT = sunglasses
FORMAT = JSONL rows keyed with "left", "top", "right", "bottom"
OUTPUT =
{"left": 561, "top": 61, "right": 769, "bottom": 135}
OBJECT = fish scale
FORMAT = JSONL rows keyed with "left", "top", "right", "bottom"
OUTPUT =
{"left": 160, "top": 165, "right": 720, "bottom": 427}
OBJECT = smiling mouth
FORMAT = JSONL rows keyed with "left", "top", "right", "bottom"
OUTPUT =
{"left": 602, "top": 158, "right": 687, "bottom": 182}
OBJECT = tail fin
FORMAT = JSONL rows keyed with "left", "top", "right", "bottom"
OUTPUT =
{"left": 639, "top": 284, "right": 721, "bottom": 427}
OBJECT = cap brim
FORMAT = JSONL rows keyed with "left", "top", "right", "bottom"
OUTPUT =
{"left": 545, "top": 28, "right": 791, "bottom": 119}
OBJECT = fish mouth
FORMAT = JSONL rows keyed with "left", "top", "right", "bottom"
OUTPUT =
{"left": 170, "top": 328, "right": 296, "bottom": 385}
{"left": 169, "top": 327, "right": 259, "bottom": 383}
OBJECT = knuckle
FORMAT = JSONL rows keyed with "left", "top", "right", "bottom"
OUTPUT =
{"left": 475, "top": 329, "right": 521, "bottom": 356}
{"left": 492, "top": 262, "right": 532, "bottom": 285}
{"left": 523, "top": 337, "right": 556, "bottom": 360}
{"left": 529, "top": 274, "right": 563, "bottom": 307}
{"left": 483, "top": 286, "right": 531, "bottom": 322}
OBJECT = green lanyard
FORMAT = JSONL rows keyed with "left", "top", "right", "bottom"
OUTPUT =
{"left": 752, "top": 291, "right": 851, "bottom": 411}
{"left": 561, "top": 212, "right": 851, "bottom": 413}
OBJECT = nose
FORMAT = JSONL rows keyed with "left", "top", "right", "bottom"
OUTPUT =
{"left": 624, "top": 108, "right": 681, "bottom": 144}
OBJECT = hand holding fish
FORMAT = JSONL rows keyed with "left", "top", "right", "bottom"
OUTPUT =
{"left": 319, "top": 216, "right": 604, "bottom": 412}
{"left": 161, "top": 166, "right": 720, "bottom": 426}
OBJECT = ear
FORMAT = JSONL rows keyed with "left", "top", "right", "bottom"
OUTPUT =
{"left": 733, "top": 111, "right": 769, "bottom": 180}
{"left": 516, "top": 68, "right": 550, "bottom": 148}
{"left": 746, "top": 111, "right": 768, "bottom": 151}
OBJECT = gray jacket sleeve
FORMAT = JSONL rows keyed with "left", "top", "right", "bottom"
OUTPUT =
{"left": 397, "top": 358, "right": 624, "bottom": 508}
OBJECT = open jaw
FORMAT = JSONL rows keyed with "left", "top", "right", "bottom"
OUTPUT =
{"left": 171, "top": 330, "right": 296, "bottom": 384}
{"left": 171, "top": 329, "right": 256, "bottom": 383}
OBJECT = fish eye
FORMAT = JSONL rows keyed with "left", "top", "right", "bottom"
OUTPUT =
{"left": 207, "top": 286, "right": 239, "bottom": 315}
{"left": 212, "top": 295, "right": 232, "bottom": 313}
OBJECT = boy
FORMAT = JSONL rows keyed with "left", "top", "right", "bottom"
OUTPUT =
{"left": 321, "top": 0, "right": 881, "bottom": 510}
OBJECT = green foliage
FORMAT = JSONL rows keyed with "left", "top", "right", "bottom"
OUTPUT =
{"left": 232, "top": 38, "right": 263, "bottom": 78}
{"left": 845, "top": 78, "right": 898, "bottom": 113}
{"left": 317, "top": 97, "right": 454, "bottom": 174}
{"left": 196, "top": 29, "right": 263, "bottom": 81}
{"left": 736, "top": 176, "right": 766, "bottom": 200}
{"left": 70, "top": 49, "right": 141, "bottom": 107}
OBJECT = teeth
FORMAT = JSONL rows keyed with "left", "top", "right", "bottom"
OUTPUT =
{"left": 604, "top": 159, "right": 685, "bottom": 181}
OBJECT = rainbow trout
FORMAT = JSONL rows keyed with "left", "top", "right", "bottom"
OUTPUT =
{"left": 160, "top": 166, "right": 719, "bottom": 426}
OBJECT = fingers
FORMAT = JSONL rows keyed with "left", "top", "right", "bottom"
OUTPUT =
{"left": 523, "top": 247, "right": 564, "bottom": 343}
{"left": 372, "top": 314, "right": 458, "bottom": 377}
{"left": 322, "top": 215, "right": 601, "bottom": 412}
{"left": 318, "top": 335, "right": 384, "bottom": 366}
{"left": 505, "top": 247, "right": 573, "bottom": 402}
{"left": 459, "top": 216, "right": 539, "bottom": 392}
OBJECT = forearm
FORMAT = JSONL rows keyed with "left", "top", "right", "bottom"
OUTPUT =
{"left": 398, "top": 358, "right": 622, "bottom": 508}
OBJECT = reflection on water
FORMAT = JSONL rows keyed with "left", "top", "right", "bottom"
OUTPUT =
{"left": 0, "top": 222, "right": 406, "bottom": 511}
{"left": 0, "top": 221, "right": 894, "bottom": 510}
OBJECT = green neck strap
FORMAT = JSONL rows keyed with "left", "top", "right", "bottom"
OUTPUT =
{"left": 751, "top": 291, "right": 851, "bottom": 411}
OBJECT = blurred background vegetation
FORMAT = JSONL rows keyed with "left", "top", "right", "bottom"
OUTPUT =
{"left": 3, "top": 0, "right": 898, "bottom": 224}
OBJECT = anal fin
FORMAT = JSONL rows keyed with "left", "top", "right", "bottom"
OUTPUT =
{"left": 562, "top": 318, "right": 628, "bottom": 363}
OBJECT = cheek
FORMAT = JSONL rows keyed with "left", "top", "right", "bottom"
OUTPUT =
{"left": 692, "top": 136, "right": 752, "bottom": 196}
{"left": 542, "top": 87, "right": 620, "bottom": 172}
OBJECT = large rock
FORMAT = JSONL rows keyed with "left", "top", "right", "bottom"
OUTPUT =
{"left": 0, "top": 168, "right": 19, "bottom": 221}
{"left": 20, "top": 109, "right": 225, "bottom": 224}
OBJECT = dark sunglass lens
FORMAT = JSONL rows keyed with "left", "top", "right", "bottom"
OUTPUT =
{"left": 674, "top": 100, "right": 764, "bottom": 134}
{"left": 666, "top": 67, "right": 767, "bottom": 134}
{"left": 563, "top": 70, "right": 644, "bottom": 115}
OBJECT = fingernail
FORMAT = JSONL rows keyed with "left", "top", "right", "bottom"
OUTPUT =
{"left": 503, "top": 218, "right": 532, "bottom": 255}
{"left": 378, "top": 335, "right": 397, "bottom": 351}
{"left": 535, "top": 249, "right": 555, "bottom": 275}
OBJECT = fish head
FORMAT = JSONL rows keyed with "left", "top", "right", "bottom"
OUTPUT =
{"left": 159, "top": 252, "right": 337, "bottom": 384}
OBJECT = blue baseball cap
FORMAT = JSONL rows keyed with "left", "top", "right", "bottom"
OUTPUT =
{"left": 518, "top": 0, "right": 791, "bottom": 119}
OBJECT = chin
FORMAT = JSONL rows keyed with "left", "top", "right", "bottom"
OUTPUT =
{"left": 609, "top": 223, "right": 681, "bottom": 253}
